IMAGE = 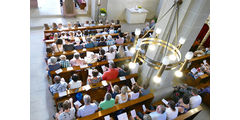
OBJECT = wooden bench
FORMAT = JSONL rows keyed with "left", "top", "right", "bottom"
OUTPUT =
{"left": 53, "top": 74, "right": 138, "bottom": 106}
{"left": 175, "top": 105, "right": 203, "bottom": 120}
{"left": 47, "top": 42, "right": 133, "bottom": 57}
{"left": 76, "top": 93, "right": 154, "bottom": 120}
{"left": 50, "top": 56, "right": 132, "bottom": 81}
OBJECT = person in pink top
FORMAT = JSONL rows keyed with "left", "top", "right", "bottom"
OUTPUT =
{"left": 102, "top": 62, "right": 119, "bottom": 81}
{"left": 115, "top": 35, "right": 124, "bottom": 44}
{"left": 70, "top": 52, "right": 86, "bottom": 66}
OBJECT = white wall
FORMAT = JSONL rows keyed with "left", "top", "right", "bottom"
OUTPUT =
{"left": 91, "top": 0, "right": 96, "bottom": 19}
{"left": 155, "top": 0, "right": 163, "bottom": 17}
{"left": 106, "top": 0, "right": 159, "bottom": 20}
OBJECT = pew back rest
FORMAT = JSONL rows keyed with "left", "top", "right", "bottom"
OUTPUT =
{"left": 175, "top": 105, "right": 203, "bottom": 120}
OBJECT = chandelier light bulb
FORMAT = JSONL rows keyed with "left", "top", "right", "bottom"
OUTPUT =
{"left": 129, "top": 62, "right": 136, "bottom": 69}
{"left": 153, "top": 76, "right": 162, "bottom": 83}
{"left": 135, "top": 28, "right": 141, "bottom": 36}
{"left": 149, "top": 44, "right": 156, "bottom": 51}
{"left": 185, "top": 51, "right": 194, "bottom": 60}
{"left": 169, "top": 54, "right": 177, "bottom": 61}
{"left": 179, "top": 37, "right": 186, "bottom": 44}
{"left": 156, "top": 28, "right": 162, "bottom": 34}
{"left": 130, "top": 47, "right": 136, "bottom": 54}
{"left": 175, "top": 70, "right": 183, "bottom": 77}
{"left": 162, "top": 56, "right": 170, "bottom": 65}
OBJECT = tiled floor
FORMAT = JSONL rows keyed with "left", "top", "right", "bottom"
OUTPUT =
{"left": 30, "top": 5, "right": 209, "bottom": 120}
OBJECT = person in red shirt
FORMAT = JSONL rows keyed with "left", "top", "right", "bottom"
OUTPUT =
{"left": 102, "top": 62, "right": 119, "bottom": 81}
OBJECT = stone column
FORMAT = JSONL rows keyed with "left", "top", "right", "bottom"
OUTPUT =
{"left": 30, "top": 0, "right": 38, "bottom": 8}
{"left": 139, "top": 0, "right": 210, "bottom": 102}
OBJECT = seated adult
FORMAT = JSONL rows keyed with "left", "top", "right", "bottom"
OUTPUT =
{"left": 116, "top": 35, "right": 124, "bottom": 44}
{"left": 116, "top": 45, "right": 126, "bottom": 58}
{"left": 92, "top": 37, "right": 98, "bottom": 47}
{"left": 189, "top": 88, "right": 202, "bottom": 109}
{"left": 97, "top": 49, "right": 107, "bottom": 62}
{"left": 98, "top": 20, "right": 103, "bottom": 26}
{"left": 108, "top": 26, "right": 115, "bottom": 34}
{"left": 142, "top": 22, "right": 150, "bottom": 34}
{"left": 98, "top": 37, "right": 107, "bottom": 46}
{"left": 115, "top": 86, "right": 129, "bottom": 104}
{"left": 150, "top": 19, "right": 156, "bottom": 28}
{"left": 102, "top": 62, "right": 119, "bottom": 81}
{"left": 110, "top": 19, "right": 115, "bottom": 25}
{"left": 166, "top": 100, "right": 178, "bottom": 120}
{"left": 87, "top": 69, "right": 102, "bottom": 84}
{"left": 90, "top": 21, "right": 95, "bottom": 26}
{"left": 176, "top": 94, "right": 190, "bottom": 114}
{"left": 74, "top": 37, "right": 83, "bottom": 50}
{"left": 194, "top": 46, "right": 206, "bottom": 57}
{"left": 59, "top": 55, "right": 71, "bottom": 68}
{"left": 85, "top": 37, "right": 95, "bottom": 48}
{"left": 60, "top": 32, "right": 67, "bottom": 40}
{"left": 63, "top": 39, "right": 74, "bottom": 51}
{"left": 99, "top": 92, "right": 115, "bottom": 110}
{"left": 85, "top": 53, "right": 98, "bottom": 64}
{"left": 106, "top": 35, "right": 115, "bottom": 45}
{"left": 47, "top": 56, "right": 61, "bottom": 76}
{"left": 70, "top": 52, "right": 86, "bottom": 66}
{"left": 139, "top": 83, "right": 151, "bottom": 96}
{"left": 68, "top": 31, "right": 75, "bottom": 41}
{"left": 118, "top": 65, "right": 130, "bottom": 77}
{"left": 58, "top": 98, "right": 75, "bottom": 120}
{"left": 125, "top": 45, "right": 134, "bottom": 57}
{"left": 130, "top": 114, "right": 152, "bottom": 120}
{"left": 109, "top": 82, "right": 120, "bottom": 99}
{"left": 49, "top": 76, "right": 68, "bottom": 94}
{"left": 76, "top": 94, "right": 98, "bottom": 117}
{"left": 128, "top": 84, "right": 140, "bottom": 100}
{"left": 68, "top": 74, "right": 82, "bottom": 89}
{"left": 67, "top": 22, "right": 72, "bottom": 29}
{"left": 116, "top": 20, "right": 120, "bottom": 25}
{"left": 75, "top": 30, "right": 82, "bottom": 37}
{"left": 135, "top": 105, "right": 166, "bottom": 120}
{"left": 52, "top": 39, "right": 64, "bottom": 53}
{"left": 84, "top": 21, "right": 90, "bottom": 27}
{"left": 52, "top": 33, "right": 59, "bottom": 41}
{"left": 76, "top": 21, "right": 81, "bottom": 27}
{"left": 101, "top": 28, "right": 108, "bottom": 35}
{"left": 52, "top": 22, "right": 58, "bottom": 30}
{"left": 105, "top": 47, "right": 116, "bottom": 60}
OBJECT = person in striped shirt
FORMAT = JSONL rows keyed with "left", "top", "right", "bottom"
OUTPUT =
{"left": 106, "top": 35, "right": 115, "bottom": 46}
{"left": 59, "top": 55, "right": 71, "bottom": 68}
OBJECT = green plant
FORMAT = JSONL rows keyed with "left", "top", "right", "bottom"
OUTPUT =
{"left": 100, "top": 8, "right": 107, "bottom": 14}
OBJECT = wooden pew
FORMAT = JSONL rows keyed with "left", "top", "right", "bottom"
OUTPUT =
{"left": 47, "top": 42, "right": 133, "bottom": 57}
{"left": 44, "top": 24, "right": 121, "bottom": 39}
{"left": 45, "top": 33, "right": 121, "bottom": 45}
{"left": 76, "top": 93, "right": 154, "bottom": 120}
{"left": 175, "top": 105, "right": 203, "bottom": 120}
{"left": 50, "top": 56, "right": 132, "bottom": 81}
{"left": 53, "top": 74, "right": 138, "bottom": 106}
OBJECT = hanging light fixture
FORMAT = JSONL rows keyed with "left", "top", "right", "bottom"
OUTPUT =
{"left": 128, "top": 0, "right": 194, "bottom": 82}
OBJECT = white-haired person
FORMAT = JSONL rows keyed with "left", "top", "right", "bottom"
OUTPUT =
{"left": 133, "top": 105, "right": 167, "bottom": 120}
{"left": 49, "top": 75, "right": 68, "bottom": 95}
{"left": 59, "top": 55, "right": 71, "bottom": 68}
{"left": 108, "top": 25, "right": 115, "bottom": 34}
{"left": 99, "top": 92, "right": 115, "bottom": 110}
{"left": 70, "top": 52, "right": 86, "bottom": 66}
{"left": 106, "top": 35, "right": 115, "bottom": 46}
{"left": 52, "top": 39, "right": 64, "bottom": 53}
{"left": 58, "top": 98, "right": 75, "bottom": 120}
{"left": 74, "top": 37, "right": 83, "bottom": 50}
{"left": 105, "top": 47, "right": 116, "bottom": 60}
{"left": 76, "top": 94, "right": 98, "bottom": 117}
{"left": 68, "top": 74, "right": 82, "bottom": 89}
{"left": 47, "top": 56, "right": 61, "bottom": 77}
{"left": 101, "top": 28, "right": 108, "bottom": 35}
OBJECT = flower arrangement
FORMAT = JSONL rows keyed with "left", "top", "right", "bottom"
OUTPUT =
{"left": 138, "top": 5, "right": 142, "bottom": 9}
{"left": 100, "top": 8, "right": 107, "bottom": 14}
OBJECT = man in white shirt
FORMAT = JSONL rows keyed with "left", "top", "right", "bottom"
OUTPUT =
{"left": 149, "top": 105, "right": 167, "bottom": 120}
{"left": 76, "top": 94, "right": 98, "bottom": 117}
{"left": 58, "top": 98, "right": 75, "bottom": 120}
{"left": 189, "top": 88, "right": 202, "bottom": 109}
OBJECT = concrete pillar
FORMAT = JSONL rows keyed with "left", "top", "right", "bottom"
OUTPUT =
{"left": 139, "top": 0, "right": 210, "bottom": 102}
{"left": 30, "top": 0, "right": 38, "bottom": 8}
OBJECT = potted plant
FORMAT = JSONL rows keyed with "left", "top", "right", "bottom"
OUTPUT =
{"left": 100, "top": 8, "right": 107, "bottom": 16}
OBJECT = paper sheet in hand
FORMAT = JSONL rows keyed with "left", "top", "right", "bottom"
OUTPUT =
{"left": 101, "top": 65, "right": 106, "bottom": 71}
{"left": 80, "top": 64, "right": 88, "bottom": 68}
{"left": 87, "top": 51, "right": 94, "bottom": 57}
{"left": 117, "top": 112, "right": 128, "bottom": 120}
{"left": 203, "top": 60, "right": 207, "bottom": 65}
{"left": 82, "top": 48, "right": 86, "bottom": 51}
{"left": 130, "top": 109, "right": 137, "bottom": 118}
{"left": 111, "top": 45, "right": 117, "bottom": 49}
{"left": 58, "top": 91, "right": 67, "bottom": 97}
{"left": 82, "top": 36, "right": 86, "bottom": 42}
{"left": 119, "top": 76, "right": 126, "bottom": 81}
{"left": 127, "top": 86, "right": 131, "bottom": 91}
{"left": 130, "top": 78, "right": 136, "bottom": 84}
{"left": 88, "top": 69, "right": 93, "bottom": 76}
{"left": 67, "top": 67, "right": 73, "bottom": 71}
{"left": 104, "top": 115, "right": 111, "bottom": 120}
{"left": 102, "top": 80, "right": 108, "bottom": 86}
{"left": 162, "top": 99, "right": 168, "bottom": 105}
{"left": 103, "top": 35, "right": 106, "bottom": 39}
{"left": 84, "top": 85, "right": 91, "bottom": 91}
{"left": 74, "top": 100, "right": 82, "bottom": 107}
{"left": 125, "top": 46, "right": 129, "bottom": 51}
{"left": 102, "top": 46, "right": 108, "bottom": 52}
{"left": 191, "top": 68, "right": 198, "bottom": 74}
{"left": 142, "top": 104, "right": 147, "bottom": 112}
{"left": 55, "top": 69, "right": 63, "bottom": 74}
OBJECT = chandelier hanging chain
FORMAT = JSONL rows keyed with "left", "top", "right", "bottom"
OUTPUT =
{"left": 141, "top": 2, "right": 177, "bottom": 39}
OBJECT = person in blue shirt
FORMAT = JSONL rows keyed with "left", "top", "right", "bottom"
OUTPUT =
{"left": 106, "top": 35, "right": 115, "bottom": 45}
{"left": 85, "top": 37, "right": 95, "bottom": 48}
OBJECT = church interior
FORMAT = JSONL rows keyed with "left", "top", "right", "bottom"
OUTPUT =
{"left": 30, "top": 0, "right": 210, "bottom": 120}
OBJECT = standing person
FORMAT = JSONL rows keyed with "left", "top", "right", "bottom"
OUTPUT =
{"left": 189, "top": 88, "right": 202, "bottom": 109}
{"left": 68, "top": 74, "right": 82, "bottom": 89}
{"left": 166, "top": 100, "right": 178, "bottom": 120}
{"left": 58, "top": 98, "right": 75, "bottom": 120}
{"left": 76, "top": 94, "right": 98, "bottom": 117}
